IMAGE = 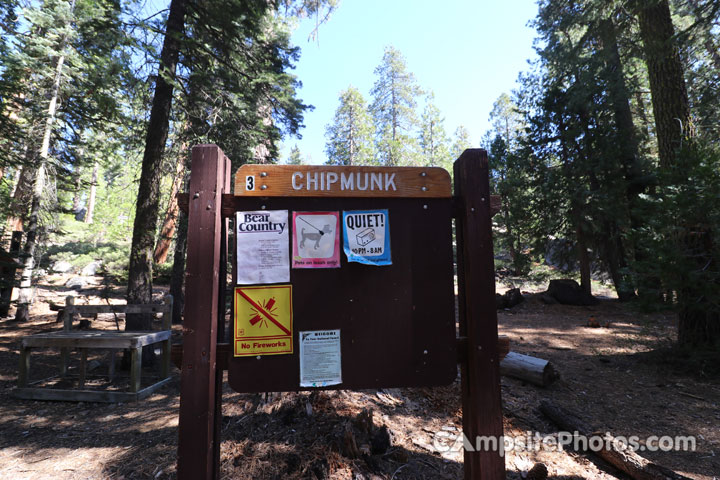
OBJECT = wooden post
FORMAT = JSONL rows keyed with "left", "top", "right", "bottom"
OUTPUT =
{"left": 130, "top": 346, "right": 142, "bottom": 393}
{"left": 162, "top": 294, "right": 173, "bottom": 379}
{"left": 60, "top": 295, "right": 74, "bottom": 377}
{"left": 108, "top": 350, "right": 116, "bottom": 382}
{"left": 177, "top": 145, "right": 226, "bottom": 479}
{"left": 454, "top": 149, "right": 505, "bottom": 479}
{"left": 18, "top": 346, "right": 30, "bottom": 387}
{"left": 78, "top": 348, "right": 88, "bottom": 388}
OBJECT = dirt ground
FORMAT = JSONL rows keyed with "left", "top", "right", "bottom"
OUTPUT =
{"left": 0, "top": 275, "right": 718, "bottom": 479}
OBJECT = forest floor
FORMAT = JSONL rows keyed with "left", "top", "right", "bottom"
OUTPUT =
{"left": 0, "top": 274, "right": 718, "bottom": 479}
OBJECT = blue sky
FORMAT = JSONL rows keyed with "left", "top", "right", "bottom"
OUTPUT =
{"left": 280, "top": 0, "right": 540, "bottom": 164}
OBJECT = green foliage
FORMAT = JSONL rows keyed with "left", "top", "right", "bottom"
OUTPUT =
{"left": 633, "top": 142, "right": 720, "bottom": 313}
{"left": 370, "top": 46, "right": 422, "bottom": 166}
{"left": 325, "top": 86, "right": 375, "bottom": 165}
{"left": 450, "top": 125, "right": 472, "bottom": 161}
{"left": 286, "top": 144, "right": 304, "bottom": 165}
{"left": 43, "top": 213, "right": 130, "bottom": 276}
{"left": 418, "top": 92, "right": 450, "bottom": 169}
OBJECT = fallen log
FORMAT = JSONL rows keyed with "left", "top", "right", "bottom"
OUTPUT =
{"left": 539, "top": 401, "right": 692, "bottom": 480}
{"left": 500, "top": 352, "right": 559, "bottom": 387}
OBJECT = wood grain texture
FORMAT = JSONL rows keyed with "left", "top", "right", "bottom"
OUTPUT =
{"left": 454, "top": 149, "right": 505, "bottom": 480}
{"left": 22, "top": 331, "right": 171, "bottom": 349}
{"left": 234, "top": 164, "right": 451, "bottom": 198}
{"left": 177, "top": 144, "right": 225, "bottom": 480}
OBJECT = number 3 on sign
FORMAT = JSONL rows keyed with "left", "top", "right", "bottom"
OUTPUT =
{"left": 246, "top": 175, "right": 255, "bottom": 191}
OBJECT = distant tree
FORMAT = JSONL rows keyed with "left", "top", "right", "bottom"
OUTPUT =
{"left": 287, "top": 145, "right": 304, "bottom": 165}
{"left": 450, "top": 125, "right": 472, "bottom": 160}
{"left": 489, "top": 93, "right": 524, "bottom": 151}
{"left": 369, "top": 46, "right": 422, "bottom": 166}
{"left": 325, "top": 86, "right": 375, "bottom": 165}
{"left": 418, "top": 92, "right": 450, "bottom": 168}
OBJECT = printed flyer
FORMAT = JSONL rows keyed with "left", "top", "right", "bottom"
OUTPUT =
{"left": 236, "top": 210, "right": 289, "bottom": 284}
{"left": 292, "top": 211, "right": 341, "bottom": 269}
{"left": 299, "top": 330, "right": 342, "bottom": 388}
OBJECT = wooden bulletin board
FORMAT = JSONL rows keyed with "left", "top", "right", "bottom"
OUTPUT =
{"left": 177, "top": 147, "right": 505, "bottom": 480}
{"left": 226, "top": 194, "right": 456, "bottom": 393}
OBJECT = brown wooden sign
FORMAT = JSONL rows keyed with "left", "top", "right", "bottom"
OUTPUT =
{"left": 234, "top": 164, "right": 452, "bottom": 198}
{"left": 178, "top": 145, "right": 505, "bottom": 480}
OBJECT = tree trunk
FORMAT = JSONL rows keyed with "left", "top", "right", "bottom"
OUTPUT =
{"left": 169, "top": 211, "right": 187, "bottom": 324}
{"left": 636, "top": 0, "right": 719, "bottom": 347}
{"left": 637, "top": 0, "right": 691, "bottom": 168}
{"left": 540, "top": 401, "right": 693, "bottom": 480}
{"left": 72, "top": 165, "right": 82, "bottom": 215}
{"left": 500, "top": 352, "right": 559, "bottom": 387}
{"left": 84, "top": 160, "right": 98, "bottom": 224}
{"left": 153, "top": 159, "right": 185, "bottom": 264}
{"left": 126, "top": 0, "right": 187, "bottom": 331}
{"left": 575, "top": 220, "right": 592, "bottom": 296}
{"left": 14, "top": 4, "right": 73, "bottom": 320}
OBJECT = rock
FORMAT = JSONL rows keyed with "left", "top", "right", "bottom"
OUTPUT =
{"left": 370, "top": 425, "right": 391, "bottom": 455}
{"left": 526, "top": 463, "right": 548, "bottom": 480}
{"left": 496, "top": 288, "right": 524, "bottom": 310}
{"left": 81, "top": 260, "right": 102, "bottom": 276}
{"left": 546, "top": 279, "right": 598, "bottom": 306}
{"left": 540, "top": 293, "right": 558, "bottom": 305}
{"left": 74, "top": 208, "right": 87, "bottom": 221}
{"left": 504, "top": 288, "right": 524, "bottom": 308}
{"left": 544, "top": 238, "right": 575, "bottom": 271}
{"left": 52, "top": 261, "right": 74, "bottom": 273}
{"left": 65, "top": 276, "right": 89, "bottom": 290}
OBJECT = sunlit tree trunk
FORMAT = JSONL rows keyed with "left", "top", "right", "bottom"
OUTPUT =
{"left": 84, "top": 160, "right": 98, "bottom": 224}
{"left": 14, "top": 34, "right": 70, "bottom": 320}
{"left": 153, "top": 158, "right": 185, "bottom": 264}
{"left": 126, "top": 0, "right": 187, "bottom": 332}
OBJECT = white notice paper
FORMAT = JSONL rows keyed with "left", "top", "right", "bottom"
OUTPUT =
{"left": 236, "top": 210, "right": 289, "bottom": 284}
{"left": 299, "top": 330, "right": 342, "bottom": 388}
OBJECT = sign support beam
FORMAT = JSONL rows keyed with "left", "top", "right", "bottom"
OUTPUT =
{"left": 177, "top": 145, "right": 227, "bottom": 479}
{"left": 454, "top": 149, "right": 506, "bottom": 479}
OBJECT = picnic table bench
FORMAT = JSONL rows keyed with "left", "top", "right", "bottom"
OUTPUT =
{"left": 13, "top": 295, "right": 173, "bottom": 403}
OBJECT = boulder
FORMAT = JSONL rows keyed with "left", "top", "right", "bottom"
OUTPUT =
{"left": 496, "top": 288, "right": 524, "bottom": 310}
{"left": 51, "top": 260, "right": 73, "bottom": 273}
{"left": 546, "top": 279, "right": 598, "bottom": 306}
{"left": 65, "top": 276, "right": 89, "bottom": 290}
{"left": 74, "top": 208, "right": 86, "bottom": 222}
{"left": 81, "top": 260, "right": 102, "bottom": 276}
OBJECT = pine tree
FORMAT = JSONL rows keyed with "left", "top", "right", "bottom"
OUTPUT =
{"left": 369, "top": 46, "right": 422, "bottom": 166}
{"left": 450, "top": 125, "right": 472, "bottom": 160}
{"left": 287, "top": 145, "right": 304, "bottom": 165}
{"left": 418, "top": 92, "right": 449, "bottom": 168}
{"left": 325, "top": 86, "right": 375, "bottom": 165}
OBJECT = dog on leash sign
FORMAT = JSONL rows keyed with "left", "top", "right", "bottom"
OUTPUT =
{"left": 292, "top": 211, "right": 341, "bottom": 269}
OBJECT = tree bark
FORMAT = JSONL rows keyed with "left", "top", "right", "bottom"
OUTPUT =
{"left": 71, "top": 165, "right": 82, "bottom": 215}
{"left": 14, "top": 0, "right": 74, "bottom": 320}
{"left": 126, "top": 0, "right": 187, "bottom": 331}
{"left": 539, "top": 401, "right": 693, "bottom": 480}
{"left": 500, "top": 352, "right": 558, "bottom": 387}
{"left": 169, "top": 211, "right": 187, "bottom": 325}
{"left": 84, "top": 160, "right": 98, "bottom": 224}
{"left": 153, "top": 158, "right": 185, "bottom": 264}
{"left": 637, "top": 0, "right": 691, "bottom": 168}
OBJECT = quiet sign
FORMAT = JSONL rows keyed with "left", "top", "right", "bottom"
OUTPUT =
{"left": 342, "top": 209, "right": 392, "bottom": 266}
